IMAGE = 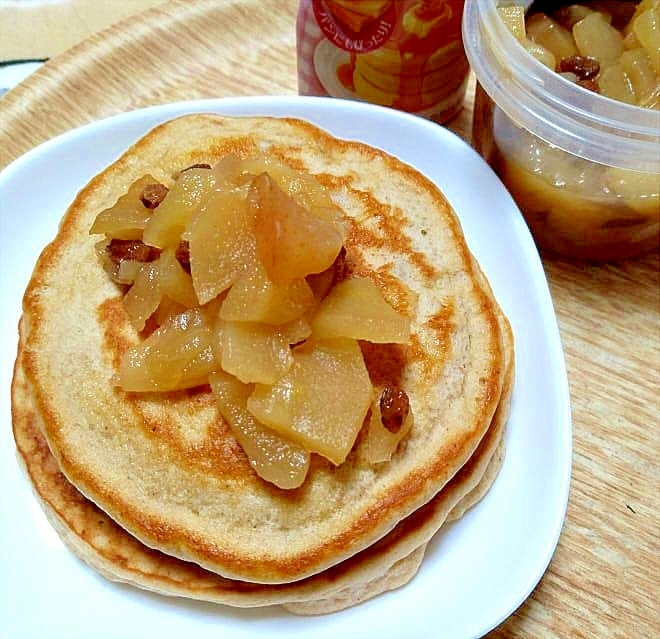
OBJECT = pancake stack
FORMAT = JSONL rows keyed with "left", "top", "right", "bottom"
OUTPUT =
{"left": 11, "top": 114, "right": 514, "bottom": 614}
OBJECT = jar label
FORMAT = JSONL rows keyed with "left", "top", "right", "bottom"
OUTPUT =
{"left": 298, "top": 0, "right": 470, "bottom": 122}
{"left": 312, "top": 0, "right": 398, "bottom": 52}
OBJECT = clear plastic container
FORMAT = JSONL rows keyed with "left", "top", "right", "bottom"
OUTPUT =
{"left": 462, "top": 0, "right": 660, "bottom": 261}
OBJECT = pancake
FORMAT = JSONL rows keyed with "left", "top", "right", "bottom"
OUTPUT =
{"left": 291, "top": 545, "right": 427, "bottom": 615}
{"left": 446, "top": 435, "right": 505, "bottom": 524}
{"left": 11, "top": 310, "right": 511, "bottom": 611}
{"left": 17, "top": 113, "right": 506, "bottom": 584}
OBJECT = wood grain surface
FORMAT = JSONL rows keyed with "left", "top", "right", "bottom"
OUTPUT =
{"left": 0, "top": 0, "right": 658, "bottom": 637}
{"left": 0, "top": 0, "right": 165, "bottom": 60}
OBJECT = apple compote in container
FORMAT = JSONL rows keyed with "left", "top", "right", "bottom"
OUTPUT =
{"left": 462, "top": 0, "right": 660, "bottom": 260}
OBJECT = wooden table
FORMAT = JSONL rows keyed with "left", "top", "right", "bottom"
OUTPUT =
{"left": 1, "top": 1, "right": 658, "bottom": 636}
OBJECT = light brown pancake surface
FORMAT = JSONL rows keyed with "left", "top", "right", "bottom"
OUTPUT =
{"left": 18, "top": 114, "right": 506, "bottom": 584}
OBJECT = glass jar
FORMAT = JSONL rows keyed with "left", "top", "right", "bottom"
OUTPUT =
{"left": 462, "top": 0, "right": 660, "bottom": 261}
{"left": 297, "top": 0, "right": 470, "bottom": 123}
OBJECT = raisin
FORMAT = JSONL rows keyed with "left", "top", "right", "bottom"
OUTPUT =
{"left": 379, "top": 385, "right": 410, "bottom": 433}
{"left": 175, "top": 240, "right": 191, "bottom": 273}
{"left": 140, "top": 183, "right": 169, "bottom": 208}
{"left": 107, "top": 239, "right": 161, "bottom": 265}
{"left": 577, "top": 78, "right": 600, "bottom": 93}
{"left": 559, "top": 55, "right": 600, "bottom": 80}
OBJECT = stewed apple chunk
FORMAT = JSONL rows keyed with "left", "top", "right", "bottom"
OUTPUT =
{"left": 218, "top": 320, "right": 294, "bottom": 384}
{"left": 247, "top": 338, "right": 374, "bottom": 466}
{"left": 219, "top": 265, "right": 316, "bottom": 325}
{"left": 188, "top": 184, "right": 258, "bottom": 305}
{"left": 250, "top": 173, "right": 345, "bottom": 286}
{"left": 157, "top": 248, "right": 198, "bottom": 308}
{"left": 142, "top": 167, "right": 216, "bottom": 249}
{"left": 209, "top": 371, "right": 310, "bottom": 489}
{"left": 89, "top": 175, "right": 161, "bottom": 240}
{"left": 239, "top": 153, "right": 343, "bottom": 220}
{"left": 122, "top": 248, "right": 197, "bottom": 331}
{"left": 120, "top": 307, "right": 216, "bottom": 392}
{"left": 311, "top": 277, "right": 410, "bottom": 343}
{"left": 122, "top": 260, "right": 162, "bottom": 331}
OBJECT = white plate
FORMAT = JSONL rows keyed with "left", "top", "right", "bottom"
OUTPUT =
{"left": 0, "top": 96, "right": 571, "bottom": 639}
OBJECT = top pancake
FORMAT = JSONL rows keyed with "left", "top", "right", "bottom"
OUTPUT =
{"left": 19, "top": 113, "right": 505, "bottom": 584}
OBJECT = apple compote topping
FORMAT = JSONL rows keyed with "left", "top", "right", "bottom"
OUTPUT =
{"left": 90, "top": 154, "right": 413, "bottom": 488}
{"left": 499, "top": 0, "right": 660, "bottom": 107}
